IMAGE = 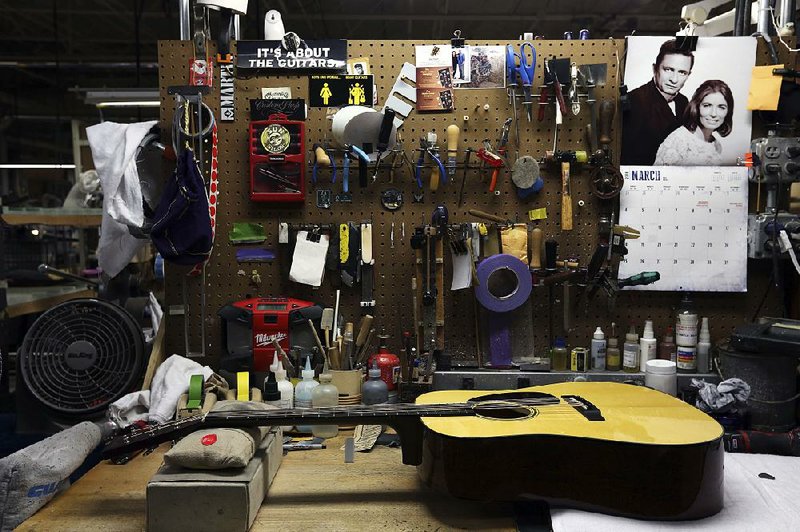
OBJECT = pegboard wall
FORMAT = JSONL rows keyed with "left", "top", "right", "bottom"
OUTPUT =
{"left": 159, "top": 39, "right": 782, "bottom": 366}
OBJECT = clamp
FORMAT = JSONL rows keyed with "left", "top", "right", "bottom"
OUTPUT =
{"left": 476, "top": 141, "right": 504, "bottom": 194}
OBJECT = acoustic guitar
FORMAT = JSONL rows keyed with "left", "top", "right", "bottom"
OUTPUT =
{"left": 103, "top": 382, "right": 723, "bottom": 520}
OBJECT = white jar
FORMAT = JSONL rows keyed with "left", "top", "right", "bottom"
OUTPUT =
{"left": 645, "top": 359, "right": 677, "bottom": 396}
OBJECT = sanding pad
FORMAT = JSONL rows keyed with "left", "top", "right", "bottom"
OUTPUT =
{"left": 511, "top": 156, "right": 540, "bottom": 189}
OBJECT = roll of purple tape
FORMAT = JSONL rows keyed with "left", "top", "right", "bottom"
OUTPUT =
{"left": 475, "top": 254, "right": 532, "bottom": 313}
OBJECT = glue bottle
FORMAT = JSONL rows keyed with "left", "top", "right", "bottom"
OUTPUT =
{"left": 362, "top": 361, "right": 389, "bottom": 406}
{"left": 294, "top": 357, "right": 319, "bottom": 433}
{"left": 590, "top": 327, "right": 606, "bottom": 371}
{"left": 551, "top": 337, "right": 569, "bottom": 371}
{"left": 623, "top": 324, "right": 639, "bottom": 373}
{"left": 639, "top": 320, "right": 657, "bottom": 372}
{"left": 311, "top": 373, "right": 339, "bottom": 439}
{"left": 268, "top": 355, "right": 294, "bottom": 431}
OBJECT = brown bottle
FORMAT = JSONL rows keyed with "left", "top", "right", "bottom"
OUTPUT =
{"left": 658, "top": 326, "right": 677, "bottom": 363}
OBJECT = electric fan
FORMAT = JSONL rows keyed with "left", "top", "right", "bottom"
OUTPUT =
{"left": 16, "top": 298, "right": 145, "bottom": 433}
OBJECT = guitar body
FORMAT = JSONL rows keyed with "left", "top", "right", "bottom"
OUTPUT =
{"left": 415, "top": 382, "right": 724, "bottom": 520}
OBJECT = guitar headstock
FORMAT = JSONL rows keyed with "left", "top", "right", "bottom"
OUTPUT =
{"left": 102, "top": 415, "right": 204, "bottom": 460}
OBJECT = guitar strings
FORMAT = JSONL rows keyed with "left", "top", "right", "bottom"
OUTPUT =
{"left": 117, "top": 400, "right": 589, "bottom": 440}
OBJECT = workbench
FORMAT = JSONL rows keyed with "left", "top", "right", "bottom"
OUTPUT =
{"left": 19, "top": 434, "right": 517, "bottom": 531}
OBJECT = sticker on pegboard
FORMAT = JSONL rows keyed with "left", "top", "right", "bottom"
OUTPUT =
{"left": 309, "top": 75, "right": 373, "bottom": 107}
{"left": 237, "top": 40, "right": 347, "bottom": 71}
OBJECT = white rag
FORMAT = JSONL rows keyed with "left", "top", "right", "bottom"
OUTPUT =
{"left": 148, "top": 354, "right": 214, "bottom": 424}
{"left": 106, "top": 354, "right": 213, "bottom": 426}
{"left": 107, "top": 390, "right": 151, "bottom": 429}
{"left": 86, "top": 120, "right": 157, "bottom": 278}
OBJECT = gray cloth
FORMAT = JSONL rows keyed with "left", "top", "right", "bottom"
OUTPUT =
{"left": 692, "top": 377, "right": 751, "bottom": 413}
{"left": 163, "top": 401, "right": 275, "bottom": 470}
{"left": 0, "top": 421, "right": 101, "bottom": 531}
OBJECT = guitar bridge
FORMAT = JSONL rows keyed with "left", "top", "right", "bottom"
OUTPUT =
{"left": 562, "top": 395, "right": 605, "bottom": 421}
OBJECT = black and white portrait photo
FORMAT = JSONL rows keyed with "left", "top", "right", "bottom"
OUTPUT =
{"left": 621, "top": 36, "right": 756, "bottom": 166}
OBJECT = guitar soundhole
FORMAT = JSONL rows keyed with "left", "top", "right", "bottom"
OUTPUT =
{"left": 473, "top": 404, "right": 534, "bottom": 420}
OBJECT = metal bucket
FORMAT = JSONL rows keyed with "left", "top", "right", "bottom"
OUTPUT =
{"left": 720, "top": 345, "right": 799, "bottom": 432}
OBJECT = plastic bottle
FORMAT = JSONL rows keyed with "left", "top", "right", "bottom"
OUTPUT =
{"left": 697, "top": 317, "right": 711, "bottom": 373}
{"left": 551, "top": 337, "right": 569, "bottom": 371}
{"left": 675, "top": 293, "right": 699, "bottom": 346}
{"left": 606, "top": 323, "right": 621, "bottom": 371}
{"left": 268, "top": 355, "right": 294, "bottom": 431}
{"left": 658, "top": 326, "right": 677, "bottom": 362}
{"left": 311, "top": 373, "right": 339, "bottom": 439}
{"left": 590, "top": 327, "right": 606, "bottom": 371}
{"left": 606, "top": 338, "right": 621, "bottom": 371}
{"left": 623, "top": 324, "right": 640, "bottom": 373}
{"left": 263, "top": 372, "right": 283, "bottom": 407}
{"left": 362, "top": 361, "right": 389, "bottom": 406}
{"left": 639, "top": 320, "right": 657, "bottom": 372}
{"left": 645, "top": 359, "right": 677, "bottom": 396}
{"left": 294, "top": 357, "right": 319, "bottom": 433}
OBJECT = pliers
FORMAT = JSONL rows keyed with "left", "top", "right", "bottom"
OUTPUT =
{"left": 347, "top": 144, "right": 370, "bottom": 188}
{"left": 518, "top": 42, "right": 536, "bottom": 121}
{"left": 415, "top": 137, "right": 448, "bottom": 190}
{"left": 311, "top": 145, "right": 337, "bottom": 185}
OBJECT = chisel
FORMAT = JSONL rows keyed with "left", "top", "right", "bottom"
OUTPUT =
{"left": 446, "top": 124, "right": 459, "bottom": 177}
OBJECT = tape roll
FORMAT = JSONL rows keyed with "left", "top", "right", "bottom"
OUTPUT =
{"left": 331, "top": 106, "right": 375, "bottom": 146}
{"left": 187, "top": 374, "right": 204, "bottom": 410}
{"left": 475, "top": 254, "right": 532, "bottom": 313}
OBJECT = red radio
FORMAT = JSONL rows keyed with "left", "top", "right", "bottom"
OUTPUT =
{"left": 249, "top": 114, "right": 305, "bottom": 202}
{"left": 219, "top": 297, "right": 322, "bottom": 372}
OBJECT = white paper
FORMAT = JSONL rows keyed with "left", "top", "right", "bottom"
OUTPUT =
{"left": 450, "top": 246, "right": 473, "bottom": 291}
{"left": 617, "top": 166, "right": 748, "bottom": 292}
{"left": 289, "top": 231, "right": 329, "bottom": 287}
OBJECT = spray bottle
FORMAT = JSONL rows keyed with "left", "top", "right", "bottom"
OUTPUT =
{"left": 697, "top": 317, "right": 712, "bottom": 373}
{"left": 294, "top": 357, "right": 319, "bottom": 433}
{"left": 639, "top": 320, "right": 657, "bottom": 372}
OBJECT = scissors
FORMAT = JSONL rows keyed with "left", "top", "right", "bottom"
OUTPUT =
{"left": 506, "top": 42, "right": 536, "bottom": 123}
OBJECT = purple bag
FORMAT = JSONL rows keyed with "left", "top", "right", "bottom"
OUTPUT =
{"left": 150, "top": 149, "right": 212, "bottom": 265}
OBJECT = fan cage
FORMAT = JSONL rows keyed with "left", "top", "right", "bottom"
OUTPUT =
{"left": 19, "top": 299, "right": 144, "bottom": 416}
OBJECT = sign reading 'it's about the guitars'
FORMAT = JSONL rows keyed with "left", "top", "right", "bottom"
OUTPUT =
{"left": 236, "top": 40, "right": 347, "bottom": 71}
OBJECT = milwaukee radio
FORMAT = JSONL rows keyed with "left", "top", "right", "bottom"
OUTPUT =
{"left": 219, "top": 297, "right": 322, "bottom": 372}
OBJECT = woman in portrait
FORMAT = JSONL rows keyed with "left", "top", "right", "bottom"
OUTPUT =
{"left": 654, "top": 79, "right": 733, "bottom": 165}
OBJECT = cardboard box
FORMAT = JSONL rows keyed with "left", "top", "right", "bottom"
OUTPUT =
{"left": 147, "top": 429, "right": 282, "bottom": 532}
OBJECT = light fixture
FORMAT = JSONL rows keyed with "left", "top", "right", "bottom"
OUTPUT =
{"left": 95, "top": 101, "right": 160, "bottom": 109}
{"left": 31, "top": 229, "right": 40, "bottom": 236}
{"left": 78, "top": 88, "right": 160, "bottom": 108}
{"left": 0, "top": 164, "right": 76, "bottom": 169}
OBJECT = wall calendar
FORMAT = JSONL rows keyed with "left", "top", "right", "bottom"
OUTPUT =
{"left": 617, "top": 166, "right": 748, "bottom": 292}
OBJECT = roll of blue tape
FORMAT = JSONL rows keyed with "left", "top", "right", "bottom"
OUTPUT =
{"left": 475, "top": 254, "right": 532, "bottom": 313}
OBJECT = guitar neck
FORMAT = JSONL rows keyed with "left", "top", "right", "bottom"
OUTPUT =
{"left": 103, "top": 402, "right": 475, "bottom": 459}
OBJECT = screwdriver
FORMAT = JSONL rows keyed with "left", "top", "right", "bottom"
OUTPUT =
{"left": 618, "top": 272, "right": 660, "bottom": 288}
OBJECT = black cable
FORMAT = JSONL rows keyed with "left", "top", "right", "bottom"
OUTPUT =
{"left": 751, "top": 273, "right": 773, "bottom": 322}
{"left": 734, "top": 0, "right": 744, "bottom": 36}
